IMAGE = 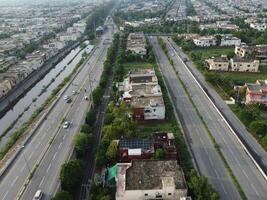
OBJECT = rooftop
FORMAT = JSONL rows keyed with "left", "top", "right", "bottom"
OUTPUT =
{"left": 119, "top": 138, "right": 152, "bottom": 150}
{"left": 125, "top": 160, "right": 186, "bottom": 190}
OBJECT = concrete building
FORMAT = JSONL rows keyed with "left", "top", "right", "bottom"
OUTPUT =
{"left": 250, "top": 22, "right": 267, "bottom": 31}
{"left": 230, "top": 57, "right": 260, "bottom": 72}
{"left": 245, "top": 80, "right": 267, "bottom": 105}
{"left": 119, "top": 69, "right": 165, "bottom": 120}
{"left": 235, "top": 44, "right": 267, "bottom": 63}
{"left": 220, "top": 35, "right": 241, "bottom": 46}
{"left": 205, "top": 55, "right": 229, "bottom": 71}
{"left": 118, "top": 133, "right": 177, "bottom": 162}
{"left": 115, "top": 160, "right": 188, "bottom": 200}
{"left": 127, "top": 32, "right": 147, "bottom": 56}
{"left": 193, "top": 36, "right": 216, "bottom": 47}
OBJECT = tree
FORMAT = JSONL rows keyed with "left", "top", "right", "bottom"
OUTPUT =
{"left": 81, "top": 124, "right": 92, "bottom": 134}
{"left": 239, "top": 109, "right": 257, "bottom": 125}
{"left": 261, "top": 135, "right": 267, "bottom": 148}
{"left": 92, "top": 86, "right": 103, "bottom": 106}
{"left": 249, "top": 121, "right": 267, "bottom": 136}
{"left": 188, "top": 170, "right": 219, "bottom": 200}
{"left": 51, "top": 191, "right": 73, "bottom": 200}
{"left": 73, "top": 132, "right": 92, "bottom": 155}
{"left": 106, "top": 141, "right": 118, "bottom": 162}
{"left": 60, "top": 159, "right": 84, "bottom": 193}
{"left": 100, "top": 195, "right": 112, "bottom": 200}
{"left": 215, "top": 35, "right": 222, "bottom": 46}
{"left": 86, "top": 110, "right": 96, "bottom": 126}
{"left": 154, "top": 148, "right": 166, "bottom": 159}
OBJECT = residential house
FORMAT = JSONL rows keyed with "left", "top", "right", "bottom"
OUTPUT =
{"left": 205, "top": 55, "right": 229, "bottom": 71}
{"left": 235, "top": 44, "right": 267, "bottom": 63}
{"left": 127, "top": 32, "right": 147, "bottom": 56}
{"left": 119, "top": 69, "right": 165, "bottom": 120}
{"left": 115, "top": 160, "right": 188, "bottom": 200}
{"left": 250, "top": 22, "right": 267, "bottom": 31}
{"left": 118, "top": 132, "right": 177, "bottom": 162}
{"left": 193, "top": 36, "right": 216, "bottom": 47}
{"left": 118, "top": 138, "right": 154, "bottom": 162}
{"left": 220, "top": 35, "right": 241, "bottom": 46}
{"left": 230, "top": 57, "right": 260, "bottom": 72}
{"left": 245, "top": 80, "right": 267, "bottom": 105}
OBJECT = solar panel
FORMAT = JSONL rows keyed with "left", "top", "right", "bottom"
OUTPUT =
{"left": 119, "top": 139, "right": 151, "bottom": 150}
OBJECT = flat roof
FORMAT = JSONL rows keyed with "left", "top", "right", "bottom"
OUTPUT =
{"left": 125, "top": 160, "right": 186, "bottom": 190}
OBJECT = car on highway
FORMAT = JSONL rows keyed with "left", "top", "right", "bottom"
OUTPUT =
{"left": 63, "top": 121, "right": 70, "bottom": 129}
{"left": 63, "top": 95, "right": 69, "bottom": 100}
{"left": 84, "top": 96, "right": 88, "bottom": 100}
{"left": 33, "top": 190, "right": 43, "bottom": 200}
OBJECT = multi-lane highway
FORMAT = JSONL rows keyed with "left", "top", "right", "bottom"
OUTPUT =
{"left": 0, "top": 20, "right": 115, "bottom": 200}
{"left": 160, "top": 37, "right": 267, "bottom": 199}
{"left": 149, "top": 36, "right": 241, "bottom": 199}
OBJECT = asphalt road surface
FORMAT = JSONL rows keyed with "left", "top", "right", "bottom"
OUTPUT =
{"left": 0, "top": 23, "right": 114, "bottom": 200}
{"left": 149, "top": 36, "right": 241, "bottom": 200}
{"left": 162, "top": 37, "right": 267, "bottom": 199}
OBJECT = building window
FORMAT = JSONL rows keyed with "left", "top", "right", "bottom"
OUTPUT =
{"left": 156, "top": 194, "right": 162, "bottom": 198}
{"left": 145, "top": 193, "right": 148, "bottom": 196}
{"left": 168, "top": 193, "right": 172, "bottom": 195}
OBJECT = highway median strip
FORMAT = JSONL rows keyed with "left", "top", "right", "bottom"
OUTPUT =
{"left": 158, "top": 37, "right": 247, "bottom": 200}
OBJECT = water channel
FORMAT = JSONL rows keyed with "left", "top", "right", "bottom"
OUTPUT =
{"left": 0, "top": 43, "right": 94, "bottom": 148}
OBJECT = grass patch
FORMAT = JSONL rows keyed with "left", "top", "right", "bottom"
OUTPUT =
{"left": 123, "top": 62, "right": 153, "bottom": 72}
{"left": 190, "top": 47, "right": 234, "bottom": 59}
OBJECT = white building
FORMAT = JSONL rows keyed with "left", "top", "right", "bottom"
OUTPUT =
{"left": 193, "top": 36, "right": 216, "bottom": 47}
{"left": 59, "top": 33, "right": 81, "bottom": 42}
{"left": 250, "top": 23, "right": 267, "bottom": 31}
{"left": 115, "top": 160, "right": 188, "bottom": 200}
{"left": 220, "top": 35, "right": 241, "bottom": 46}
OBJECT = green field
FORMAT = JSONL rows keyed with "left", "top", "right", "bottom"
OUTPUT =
{"left": 190, "top": 47, "right": 234, "bottom": 59}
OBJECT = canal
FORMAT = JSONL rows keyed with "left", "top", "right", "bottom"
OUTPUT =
{"left": 0, "top": 43, "right": 94, "bottom": 148}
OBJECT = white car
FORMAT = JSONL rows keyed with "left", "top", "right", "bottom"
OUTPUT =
{"left": 63, "top": 95, "right": 69, "bottom": 100}
{"left": 84, "top": 96, "right": 89, "bottom": 100}
{"left": 63, "top": 121, "right": 70, "bottom": 129}
{"left": 33, "top": 190, "right": 43, "bottom": 200}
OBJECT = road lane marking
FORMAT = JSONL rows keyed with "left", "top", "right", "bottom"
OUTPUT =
{"left": 242, "top": 168, "right": 249, "bottom": 179}
{"left": 58, "top": 142, "right": 62, "bottom": 150}
{"left": 2, "top": 191, "right": 8, "bottom": 200}
{"left": 220, "top": 183, "right": 227, "bottom": 194}
{"left": 63, "top": 134, "right": 66, "bottom": 140}
{"left": 214, "top": 169, "right": 219, "bottom": 177}
{"left": 46, "top": 163, "right": 52, "bottom": 173}
{"left": 39, "top": 177, "right": 45, "bottom": 187}
{"left": 28, "top": 151, "right": 34, "bottom": 160}
{"left": 20, "top": 164, "right": 26, "bottom": 173}
{"left": 250, "top": 183, "right": 259, "bottom": 196}
{"left": 52, "top": 152, "right": 58, "bottom": 161}
{"left": 11, "top": 176, "right": 18, "bottom": 186}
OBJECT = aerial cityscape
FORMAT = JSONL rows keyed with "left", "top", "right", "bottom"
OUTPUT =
{"left": 0, "top": 0, "right": 266, "bottom": 199}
